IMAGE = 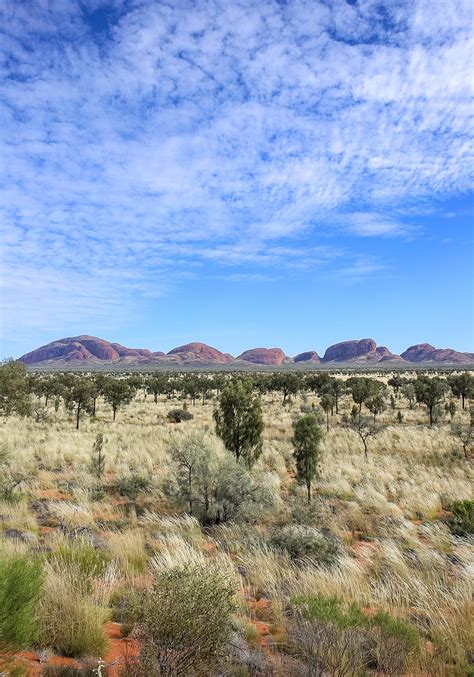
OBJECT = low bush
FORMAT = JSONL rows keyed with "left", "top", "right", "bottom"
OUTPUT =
{"left": 38, "top": 567, "right": 109, "bottom": 658}
{"left": 51, "top": 538, "right": 111, "bottom": 594}
{"left": 116, "top": 475, "right": 152, "bottom": 500}
{"left": 290, "top": 594, "right": 420, "bottom": 675}
{"left": 0, "top": 549, "right": 44, "bottom": 649}
{"left": 444, "top": 499, "right": 474, "bottom": 537}
{"left": 271, "top": 525, "right": 339, "bottom": 565}
{"left": 167, "top": 408, "right": 194, "bottom": 423}
{"left": 136, "top": 563, "right": 236, "bottom": 675}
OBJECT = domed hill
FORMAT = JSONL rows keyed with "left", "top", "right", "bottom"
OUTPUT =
{"left": 237, "top": 348, "right": 287, "bottom": 365}
{"left": 167, "top": 342, "right": 233, "bottom": 363}
{"left": 294, "top": 351, "right": 320, "bottom": 363}
{"left": 401, "top": 344, "right": 474, "bottom": 364}
{"left": 19, "top": 336, "right": 153, "bottom": 365}
{"left": 322, "top": 339, "right": 404, "bottom": 363}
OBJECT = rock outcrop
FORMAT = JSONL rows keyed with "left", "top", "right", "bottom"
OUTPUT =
{"left": 167, "top": 342, "right": 233, "bottom": 363}
{"left": 401, "top": 344, "right": 474, "bottom": 364}
{"left": 294, "top": 351, "right": 320, "bottom": 363}
{"left": 237, "top": 348, "right": 287, "bottom": 365}
{"left": 322, "top": 339, "right": 377, "bottom": 362}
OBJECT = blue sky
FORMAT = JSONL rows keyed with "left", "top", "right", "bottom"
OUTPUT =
{"left": 1, "top": 0, "right": 473, "bottom": 359}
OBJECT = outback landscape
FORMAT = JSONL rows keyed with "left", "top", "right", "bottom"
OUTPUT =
{"left": 0, "top": 352, "right": 472, "bottom": 675}
{"left": 2, "top": 0, "right": 473, "bottom": 675}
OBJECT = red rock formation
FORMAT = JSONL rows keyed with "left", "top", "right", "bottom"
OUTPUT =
{"left": 401, "top": 344, "right": 473, "bottom": 364}
{"left": 237, "top": 348, "right": 287, "bottom": 365}
{"left": 167, "top": 342, "right": 233, "bottom": 363}
{"left": 19, "top": 336, "right": 150, "bottom": 365}
{"left": 294, "top": 351, "right": 320, "bottom": 363}
{"left": 323, "top": 339, "right": 377, "bottom": 362}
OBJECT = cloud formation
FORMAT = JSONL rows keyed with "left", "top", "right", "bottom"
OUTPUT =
{"left": 0, "top": 0, "right": 472, "bottom": 344}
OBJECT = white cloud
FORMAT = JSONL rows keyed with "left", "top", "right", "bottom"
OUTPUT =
{"left": 0, "top": 0, "right": 472, "bottom": 340}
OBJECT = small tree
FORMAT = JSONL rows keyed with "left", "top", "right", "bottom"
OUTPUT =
{"left": 445, "top": 400, "right": 457, "bottom": 420}
{"left": 102, "top": 378, "right": 135, "bottom": 421}
{"left": 401, "top": 382, "right": 416, "bottom": 409}
{"left": 214, "top": 379, "right": 264, "bottom": 468}
{"left": 448, "top": 373, "right": 474, "bottom": 410}
{"left": 320, "top": 393, "right": 335, "bottom": 432}
{"left": 0, "top": 360, "right": 31, "bottom": 418}
{"left": 451, "top": 422, "right": 473, "bottom": 460}
{"left": 292, "top": 414, "right": 324, "bottom": 503}
{"left": 347, "top": 411, "right": 385, "bottom": 461}
{"left": 414, "top": 376, "right": 448, "bottom": 426}
{"left": 90, "top": 432, "right": 106, "bottom": 479}
{"left": 64, "top": 377, "right": 94, "bottom": 430}
{"left": 367, "top": 393, "right": 387, "bottom": 424}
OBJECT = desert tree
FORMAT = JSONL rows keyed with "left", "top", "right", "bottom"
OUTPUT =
{"left": 63, "top": 376, "right": 95, "bottom": 429}
{"left": 102, "top": 378, "right": 135, "bottom": 421}
{"left": 146, "top": 374, "right": 168, "bottom": 404}
{"left": 401, "top": 381, "right": 416, "bottom": 409}
{"left": 414, "top": 375, "right": 448, "bottom": 426}
{"left": 348, "top": 377, "right": 385, "bottom": 413}
{"left": 320, "top": 393, "right": 335, "bottom": 432}
{"left": 271, "top": 372, "right": 302, "bottom": 405}
{"left": 366, "top": 393, "right": 387, "bottom": 423}
{"left": 0, "top": 359, "right": 31, "bottom": 418}
{"left": 292, "top": 413, "right": 324, "bottom": 503}
{"left": 448, "top": 373, "right": 474, "bottom": 409}
{"left": 347, "top": 411, "right": 385, "bottom": 461}
{"left": 451, "top": 422, "right": 473, "bottom": 460}
{"left": 214, "top": 379, "right": 264, "bottom": 468}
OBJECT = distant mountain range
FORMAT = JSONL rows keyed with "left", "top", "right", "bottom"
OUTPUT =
{"left": 18, "top": 336, "right": 474, "bottom": 367}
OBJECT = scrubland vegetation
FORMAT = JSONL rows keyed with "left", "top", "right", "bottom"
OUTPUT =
{"left": 0, "top": 361, "right": 472, "bottom": 675}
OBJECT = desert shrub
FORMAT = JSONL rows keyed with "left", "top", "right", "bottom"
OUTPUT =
{"left": 370, "top": 610, "right": 420, "bottom": 675}
{"left": 290, "top": 595, "right": 419, "bottom": 676}
{"left": 0, "top": 549, "right": 44, "bottom": 649}
{"left": 444, "top": 499, "right": 474, "bottom": 537}
{"left": 38, "top": 566, "right": 109, "bottom": 657}
{"left": 51, "top": 538, "right": 111, "bottom": 594}
{"left": 271, "top": 525, "right": 339, "bottom": 565}
{"left": 116, "top": 474, "right": 152, "bottom": 500}
{"left": 167, "top": 408, "right": 193, "bottom": 423}
{"left": 136, "top": 563, "right": 236, "bottom": 675}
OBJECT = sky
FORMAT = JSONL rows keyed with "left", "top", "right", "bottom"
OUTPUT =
{"left": 1, "top": 0, "right": 473, "bottom": 359}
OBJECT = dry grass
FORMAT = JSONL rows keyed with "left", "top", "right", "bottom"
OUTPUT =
{"left": 1, "top": 375, "right": 472, "bottom": 674}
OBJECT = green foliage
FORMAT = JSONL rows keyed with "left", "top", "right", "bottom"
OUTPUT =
{"left": 445, "top": 499, "right": 474, "bottom": 536}
{"left": 102, "top": 378, "right": 135, "bottom": 420}
{"left": 293, "top": 593, "right": 367, "bottom": 629}
{"left": 292, "top": 413, "right": 323, "bottom": 503}
{"left": 0, "top": 359, "right": 31, "bottom": 417}
{"left": 90, "top": 432, "right": 106, "bottom": 478}
{"left": 168, "top": 433, "right": 277, "bottom": 524}
{"left": 0, "top": 549, "right": 44, "bottom": 649}
{"left": 214, "top": 379, "right": 264, "bottom": 468}
{"left": 271, "top": 525, "right": 339, "bottom": 565}
{"left": 414, "top": 375, "right": 448, "bottom": 426}
{"left": 52, "top": 538, "right": 111, "bottom": 594}
{"left": 116, "top": 474, "right": 152, "bottom": 500}
{"left": 138, "top": 563, "right": 236, "bottom": 675}
{"left": 167, "top": 408, "right": 193, "bottom": 422}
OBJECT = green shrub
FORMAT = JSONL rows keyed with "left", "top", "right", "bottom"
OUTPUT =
{"left": 0, "top": 549, "right": 44, "bottom": 649}
{"left": 116, "top": 475, "right": 151, "bottom": 500}
{"left": 52, "top": 538, "right": 111, "bottom": 594}
{"left": 292, "top": 593, "right": 366, "bottom": 629}
{"left": 167, "top": 408, "right": 193, "bottom": 423}
{"left": 271, "top": 525, "right": 339, "bottom": 565}
{"left": 445, "top": 499, "right": 474, "bottom": 536}
{"left": 137, "top": 563, "right": 236, "bottom": 674}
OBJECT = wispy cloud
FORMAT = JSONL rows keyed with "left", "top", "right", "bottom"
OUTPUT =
{"left": 0, "top": 0, "right": 472, "bottom": 342}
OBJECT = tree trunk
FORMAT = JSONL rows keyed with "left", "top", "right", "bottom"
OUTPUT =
{"left": 326, "top": 411, "right": 329, "bottom": 433}
{"left": 363, "top": 439, "right": 368, "bottom": 461}
{"left": 307, "top": 480, "right": 311, "bottom": 504}
{"left": 154, "top": 392, "right": 158, "bottom": 403}
{"left": 76, "top": 402, "right": 81, "bottom": 430}
{"left": 113, "top": 406, "right": 116, "bottom": 421}
{"left": 93, "top": 398, "right": 97, "bottom": 416}
{"left": 429, "top": 405, "right": 433, "bottom": 426}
